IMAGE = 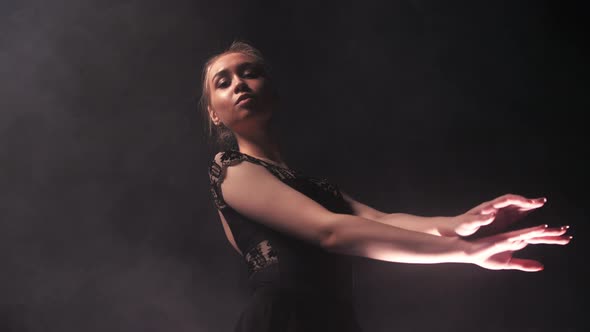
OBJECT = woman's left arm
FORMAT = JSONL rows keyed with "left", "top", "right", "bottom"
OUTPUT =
{"left": 340, "top": 191, "right": 448, "bottom": 236}
{"left": 340, "top": 192, "right": 548, "bottom": 237}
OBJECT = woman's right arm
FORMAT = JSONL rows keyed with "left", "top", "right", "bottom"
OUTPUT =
{"left": 323, "top": 213, "right": 567, "bottom": 271}
{"left": 219, "top": 158, "right": 568, "bottom": 271}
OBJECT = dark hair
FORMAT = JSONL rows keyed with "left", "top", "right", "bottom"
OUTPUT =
{"left": 198, "top": 40, "right": 273, "bottom": 151}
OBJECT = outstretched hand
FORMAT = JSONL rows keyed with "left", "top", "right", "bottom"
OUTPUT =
{"left": 445, "top": 194, "right": 549, "bottom": 237}
{"left": 467, "top": 224, "right": 571, "bottom": 272}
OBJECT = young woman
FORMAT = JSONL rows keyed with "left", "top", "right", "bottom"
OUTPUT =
{"left": 200, "top": 41, "right": 571, "bottom": 332}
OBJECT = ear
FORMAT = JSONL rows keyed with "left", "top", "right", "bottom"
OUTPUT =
{"left": 208, "top": 106, "right": 220, "bottom": 126}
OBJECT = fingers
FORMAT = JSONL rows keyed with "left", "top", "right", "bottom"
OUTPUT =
{"left": 481, "top": 252, "right": 544, "bottom": 272}
{"left": 502, "top": 224, "right": 550, "bottom": 242}
{"left": 471, "top": 194, "right": 546, "bottom": 215}
{"left": 525, "top": 225, "right": 572, "bottom": 245}
{"left": 498, "top": 225, "right": 572, "bottom": 249}
{"left": 490, "top": 194, "right": 547, "bottom": 210}
{"left": 517, "top": 206, "right": 542, "bottom": 212}
{"left": 523, "top": 226, "right": 572, "bottom": 245}
{"left": 477, "top": 221, "right": 571, "bottom": 272}
{"left": 506, "top": 257, "right": 544, "bottom": 272}
{"left": 526, "top": 236, "right": 572, "bottom": 245}
{"left": 541, "top": 226, "right": 570, "bottom": 237}
{"left": 502, "top": 228, "right": 571, "bottom": 271}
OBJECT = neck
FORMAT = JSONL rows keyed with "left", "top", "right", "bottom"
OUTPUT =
{"left": 234, "top": 125, "right": 286, "bottom": 167}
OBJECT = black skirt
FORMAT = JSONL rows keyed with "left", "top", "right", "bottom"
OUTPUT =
{"left": 233, "top": 286, "right": 364, "bottom": 332}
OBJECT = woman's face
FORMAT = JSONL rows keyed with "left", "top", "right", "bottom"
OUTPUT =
{"left": 207, "top": 52, "right": 274, "bottom": 135}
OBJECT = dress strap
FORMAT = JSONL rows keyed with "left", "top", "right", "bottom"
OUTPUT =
{"left": 208, "top": 150, "right": 298, "bottom": 210}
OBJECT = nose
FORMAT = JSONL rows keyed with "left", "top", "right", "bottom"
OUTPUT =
{"left": 233, "top": 75, "right": 250, "bottom": 94}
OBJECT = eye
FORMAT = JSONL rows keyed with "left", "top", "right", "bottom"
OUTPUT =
{"left": 216, "top": 79, "right": 229, "bottom": 88}
{"left": 242, "top": 65, "right": 263, "bottom": 78}
{"left": 243, "top": 69, "right": 259, "bottom": 78}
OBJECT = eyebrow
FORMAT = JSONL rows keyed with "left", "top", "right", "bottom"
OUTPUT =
{"left": 211, "top": 62, "right": 260, "bottom": 83}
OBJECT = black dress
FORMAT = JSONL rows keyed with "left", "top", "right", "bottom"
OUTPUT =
{"left": 208, "top": 149, "right": 364, "bottom": 332}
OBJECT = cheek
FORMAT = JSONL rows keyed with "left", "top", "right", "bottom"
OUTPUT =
{"left": 254, "top": 80, "right": 273, "bottom": 99}
{"left": 211, "top": 91, "right": 234, "bottom": 111}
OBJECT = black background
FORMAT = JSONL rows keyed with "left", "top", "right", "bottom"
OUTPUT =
{"left": 1, "top": 0, "right": 587, "bottom": 331}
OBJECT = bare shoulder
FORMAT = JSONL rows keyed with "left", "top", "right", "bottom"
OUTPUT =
{"left": 219, "top": 157, "right": 338, "bottom": 248}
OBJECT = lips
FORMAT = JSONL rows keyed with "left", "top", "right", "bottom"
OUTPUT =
{"left": 236, "top": 94, "right": 254, "bottom": 104}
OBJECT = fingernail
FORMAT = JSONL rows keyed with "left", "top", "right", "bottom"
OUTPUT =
{"left": 543, "top": 224, "right": 548, "bottom": 228}
{"left": 561, "top": 225, "right": 570, "bottom": 230}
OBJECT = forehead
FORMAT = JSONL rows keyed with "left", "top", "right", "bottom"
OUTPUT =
{"left": 208, "top": 52, "right": 258, "bottom": 77}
